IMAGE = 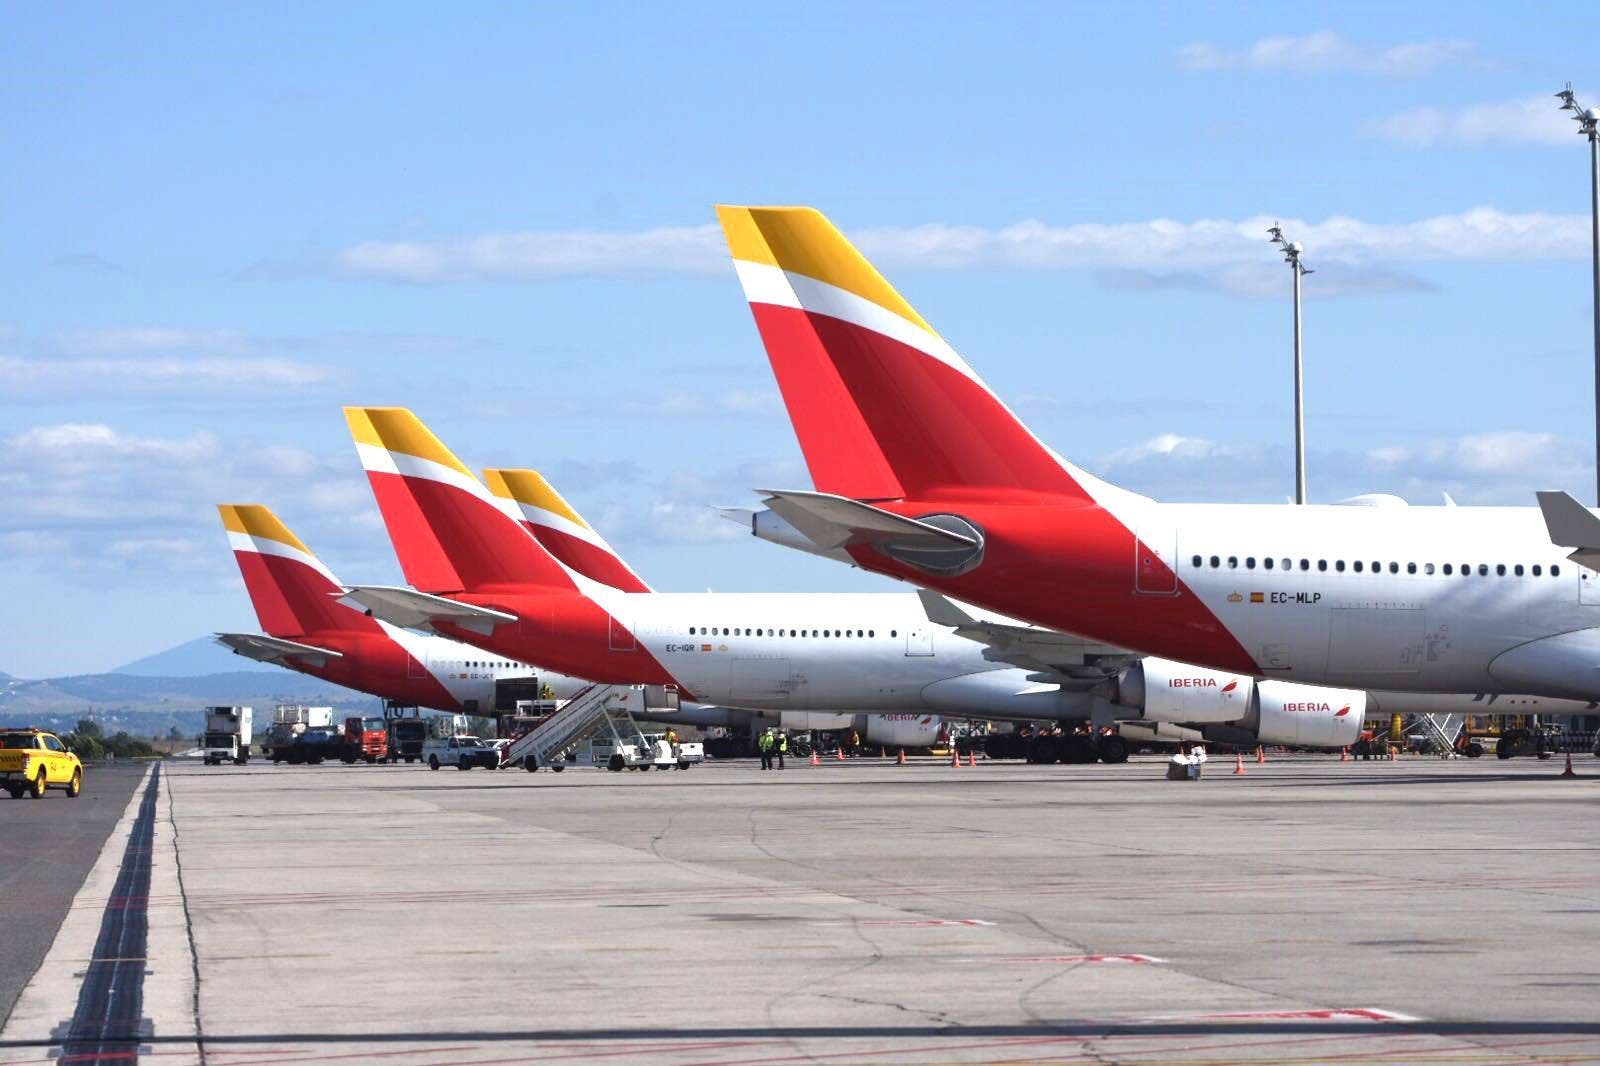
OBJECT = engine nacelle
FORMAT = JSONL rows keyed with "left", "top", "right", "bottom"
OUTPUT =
{"left": 862, "top": 713, "right": 942, "bottom": 749}
{"left": 1113, "top": 658, "right": 1254, "bottom": 724}
{"left": 1253, "top": 681, "right": 1365, "bottom": 748}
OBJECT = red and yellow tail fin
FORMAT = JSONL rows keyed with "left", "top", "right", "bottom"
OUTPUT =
{"left": 344, "top": 407, "right": 575, "bottom": 593}
{"left": 484, "top": 469, "right": 652, "bottom": 593}
{"left": 717, "top": 205, "right": 1090, "bottom": 502}
{"left": 218, "top": 504, "right": 375, "bottom": 637}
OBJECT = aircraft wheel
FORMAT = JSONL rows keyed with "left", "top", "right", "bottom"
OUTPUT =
{"left": 1096, "top": 735, "right": 1130, "bottom": 764}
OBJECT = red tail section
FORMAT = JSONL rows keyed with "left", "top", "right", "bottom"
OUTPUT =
{"left": 346, "top": 407, "right": 578, "bottom": 594}
{"left": 718, "top": 206, "right": 1091, "bottom": 503}
{"left": 219, "top": 504, "right": 379, "bottom": 638}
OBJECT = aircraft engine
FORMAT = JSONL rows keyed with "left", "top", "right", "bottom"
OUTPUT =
{"left": 1252, "top": 681, "right": 1365, "bottom": 748}
{"left": 1112, "top": 658, "right": 1254, "bottom": 724}
{"left": 861, "top": 713, "right": 942, "bottom": 749}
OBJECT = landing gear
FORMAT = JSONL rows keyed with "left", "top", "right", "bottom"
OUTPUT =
{"left": 1095, "top": 734, "right": 1130, "bottom": 764}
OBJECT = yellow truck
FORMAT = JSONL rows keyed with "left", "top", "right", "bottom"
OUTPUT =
{"left": 1, "top": 728, "right": 83, "bottom": 799}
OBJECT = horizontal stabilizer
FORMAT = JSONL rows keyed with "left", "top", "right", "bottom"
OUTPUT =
{"left": 338, "top": 585, "right": 517, "bottom": 635}
{"left": 758, "top": 489, "right": 977, "bottom": 552}
{"left": 214, "top": 632, "right": 343, "bottom": 668}
{"left": 915, "top": 589, "right": 1131, "bottom": 679}
{"left": 1536, "top": 490, "right": 1600, "bottom": 572}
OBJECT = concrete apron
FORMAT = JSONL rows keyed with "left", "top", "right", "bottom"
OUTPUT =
{"left": 0, "top": 764, "right": 202, "bottom": 1064}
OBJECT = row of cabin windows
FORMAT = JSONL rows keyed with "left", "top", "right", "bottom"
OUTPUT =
{"left": 462, "top": 660, "right": 513, "bottom": 669}
{"left": 689, "top": 626, "right": 895, "bottom": 639}
{"left": 1190, "top": 555, "right": 1561, "bottom": 578}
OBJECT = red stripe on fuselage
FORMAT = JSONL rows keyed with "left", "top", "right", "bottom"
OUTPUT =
{"left": 524, "top": 523, "right": 651, "bottom": 593}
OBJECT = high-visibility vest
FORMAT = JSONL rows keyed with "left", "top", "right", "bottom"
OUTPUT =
{"left": 778, "top": 735, "right": 788, "bottom": 752}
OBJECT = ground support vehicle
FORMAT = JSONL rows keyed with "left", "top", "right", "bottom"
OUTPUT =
{"left": 1, "top": 728, "right": 83, "bottom": 799}
{"left": 274, "top": 727, "right": 341, "bottom": 765}
{"left": 384, "top": 707, "right": 429, "bottom": 763}
{"left": 259, "top": 705, "right": 333, "bottom": 760}
{"left": 422, "top": 734, "right": 500, "bottom": 771}
{"left": 203, "top": 706, "right": 253, "bottom": 765}
{"left": 338, "top": 716, "right": 388, "bottom": 764}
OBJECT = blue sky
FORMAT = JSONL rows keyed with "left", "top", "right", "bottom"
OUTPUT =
{"left": 4, "top": 2, "right": 1600, "bottom": 675}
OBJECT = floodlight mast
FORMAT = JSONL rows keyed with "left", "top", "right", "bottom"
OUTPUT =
{"left": 1268, "top": 224, "right": 1313, "bottom": 505}
{"left": 1557, "top": 83, "right": 1600, "bottom": 505}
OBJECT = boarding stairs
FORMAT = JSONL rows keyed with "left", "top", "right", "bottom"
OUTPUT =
{"left": 504, "top": 684, "right": 680, "bottom": 770}
{"left": 1409, "top": 713, "right": 1465, "bottom": 756}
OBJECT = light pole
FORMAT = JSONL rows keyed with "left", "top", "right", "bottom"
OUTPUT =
{"left": 1268, "top": 224, "right": 1313, "bottom": 505}
{"left": 1557, "top": 84, "right": 1600, "bottom": 504}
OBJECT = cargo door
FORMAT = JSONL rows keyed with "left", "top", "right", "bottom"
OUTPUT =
{"left": 1133, "top": 527, "right": 1179, "bottom": 595}
{"left": 1327, "top": 608, "right": 1424, "bottom": 676}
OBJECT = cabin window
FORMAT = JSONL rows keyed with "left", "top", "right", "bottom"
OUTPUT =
{"left": 1442, "top": 564, "right": 1452, "bottom": 575}
{"left": 1553, "top": 565, "right": 1562, "bottom": 577}
{"left": 1245, "top": 557, "right": 1256, "bottom": 569}
{"left": 869, "top": 630, "right": 876, "bottom": 637}
{"left": 1478, "top": 564, "right": 1489, "bottom": 577}
{"left": 1353, "top": 561, "right": 1363, "bottom": 573}
{"left": 1335, "top": 560, "right": 1345, "bottom": 572}
{"left": 1227, "top": 556, "right": 1238, "bottom": 569}
{"left": 891, "top": 630, "right": 898, "bottom": 637}
{"left": 1514, "top": 565, "right": 1524, "bottom": 576}
{"left": 1533, "top": 565, "right": 1543, "bottom": 576}
{"left": 1210, "top": 555, "right": 1220, "bottom": 568}
{"left": 1317, "top": 560, "right": 1327, "bottom": 571}
{"left": 1390, "top": 562, "right": 1399, "bottom": 574}
{"left": 1192, "top": 555, "right": 1202, "bottom": 568}
{"left": 1264, "top": 557, "right": 1275, "bottom": 570}
{"left": 1407, "top": 563, "right": 1417, "bottom": 574}
{"left": 1495, "top": 565, "right": 1506, "bottom": 577}
{"left": 689, "top": 627, "right": 696, "bottom": 635}
{"left": 1299, "top": 559, "right": 1309, "bottom": 570}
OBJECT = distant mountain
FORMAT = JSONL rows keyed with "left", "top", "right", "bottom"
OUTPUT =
{"left": 112, "top": 636, "right": 277, "bottom": 677}
{"left": 0, "top": 668, "right": 381, "bottom": 736}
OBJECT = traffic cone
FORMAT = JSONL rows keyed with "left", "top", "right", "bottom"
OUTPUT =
{"left": 837, "top": 748, "right": 846, "bottom": 762}
{"left": 968, "top": 751, "right": 977, "bottom": 768}
{"left": 1233, "top": 752, "right": 1246, "bottom": 775}
{"left": 951, "top": 748, "right": 961, "bottom": 767}
{"left": 897, "top": 749, "right": 907, "bottom": 765}
{"left": 1255, "top": 746, "right": 1265, "bottom": 764}
{"left": 1561, "top": 752, "right": 1576, "bottom": 777}
{"left": 1340, "top": 746, "right": 1349, "bottom": 762}
{"left": 1388, "top": 746, "right": 1397, "bottom": 761}
{"left": 810, "top": 751, "right": 819, "bottom": 767}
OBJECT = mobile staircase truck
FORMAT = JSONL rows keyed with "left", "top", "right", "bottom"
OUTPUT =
{"left": 203, "top": 706, "right": 253, "bottom": 765}
{"left": 505, "top": 684, "right": 685, "bottom": 772}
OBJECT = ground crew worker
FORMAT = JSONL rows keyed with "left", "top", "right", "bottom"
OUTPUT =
{"left": 665, "top": 728, "right": 680, "bottom": 759}
{"left": 758, "top": 729, "right": 773, "bottom": 770}
{"left": 776, "top": 731, "right": 788, "bottom": 769}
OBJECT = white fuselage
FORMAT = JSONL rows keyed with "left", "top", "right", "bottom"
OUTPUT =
{"left": 1144, "top": 502, "right": 1600, "bottom": 698}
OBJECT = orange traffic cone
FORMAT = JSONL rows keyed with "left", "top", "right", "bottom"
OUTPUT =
{"left": 897, "top": 749, "right": 907, "bottom": 765}
{"left": 810, "top": 751, "right": 819, "bottom": 767}
{"left": 951, "top": 748, "right": 961, "bottom": 767}
{"left": 1255, "top": 746, "right": 1265, "bottom": 764}
{"left": 968, "top": 751, "right": 977, "bottom": 768}
{"left": 1561, "top": 752, "right": 1576, "bottom": 777}
{"left": 837, "top": 748, "right": 846, "bottom": 762}
{"left": 1233, "top": 752, "right": 1246, "bottom": 775}
{"left": 1340, "top": 746, "right": 1349, "bottom": 762}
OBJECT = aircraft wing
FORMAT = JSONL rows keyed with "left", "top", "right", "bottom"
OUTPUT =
{"left": 337, "top": 585, "right": 517, "bottom": 635}
{"left": 214, "top": 633, "right": 343, "bottom": 668}
{"left": 757, "top": 489, "right": 978, "bottom": 553}
{"left": 916, "top": 589, "right": 1133, "bottom": 683}
{"left": 1536, "top": 490, "right": 1600, "bottom": 572}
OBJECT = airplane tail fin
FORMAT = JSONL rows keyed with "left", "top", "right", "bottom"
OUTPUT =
{"left": 345, "top": 407, "right": 576, "bottom": 594}
{"left": 218, "top": 504, "right": 375, "bottom": 637}
{"left": 483, "top": 468, "right": 653, "bottom": 593}
{"left": 716, "top": 205, "right": 1095, "bottom": 502}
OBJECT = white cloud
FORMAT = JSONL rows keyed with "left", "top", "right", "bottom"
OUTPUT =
{"left": 336, "top": 207, "right": 1590, "bottom": 289}
{"left": 1178, "top": 31, "right": 1477, "bottom": 75}
{"left": 0, "top": 355, "right": 333, "bottom": 396}
{"left": 1094, "top": 430, "right": 1587, "bottom": 505}
{"left": 1371, "top": 94, "right": 1590, "bottom": 146}
{"left": 53, "top": 327, "right": 251, "bottom": 356}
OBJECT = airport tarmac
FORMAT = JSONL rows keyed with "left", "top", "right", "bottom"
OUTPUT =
{"left": 2, "top": 754, "right": 1597, "bottom": 1065}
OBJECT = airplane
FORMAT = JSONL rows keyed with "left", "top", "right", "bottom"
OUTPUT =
{"left": 715, "top": 204, "right": 1600, "bottom": 704}
{"left": 215, "top": 503, "right": 569, "bottom": 715}
{"left": 336, "top": 407, "right": 1373, "bottom": 761}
